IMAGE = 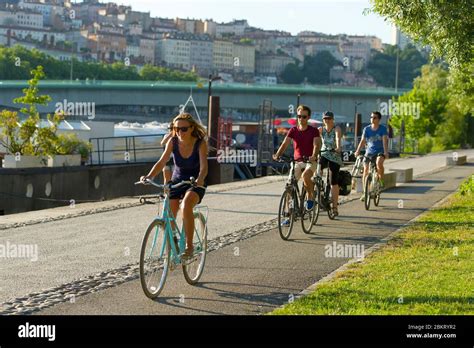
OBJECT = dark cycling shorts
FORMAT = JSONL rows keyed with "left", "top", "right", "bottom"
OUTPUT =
{"left": 169, "top": 182, "right": 206, "bottom": 204}
{"left": 363, "top": 153, "right": 385, "bottom": 166}
{"left": 319, "top": 156, "right": 340, "bottom": 185}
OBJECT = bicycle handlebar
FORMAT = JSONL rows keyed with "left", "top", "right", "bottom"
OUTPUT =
{"left": 274, "top": 155, "right": 312, "bottom": 163}
{"left": 134, "top": 177, "right": 205, "bottom": 190}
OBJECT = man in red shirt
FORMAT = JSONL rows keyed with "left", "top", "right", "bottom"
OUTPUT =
{"left": 273, "top": 105, "right": 321, "bottom": 214}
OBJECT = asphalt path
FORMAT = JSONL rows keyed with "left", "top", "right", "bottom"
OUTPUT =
{"left": 35, "top": 161, "right": 474, "bottom": 315}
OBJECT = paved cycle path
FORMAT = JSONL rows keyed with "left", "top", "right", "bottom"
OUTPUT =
{"left": 35, "top": 161, "right": 474, "bottom": 315}
{"left": 7, "top": 150, "right": 473, "bottom": 306}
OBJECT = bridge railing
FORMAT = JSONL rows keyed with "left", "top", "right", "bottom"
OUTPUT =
{"left": 88, "top": 134, "right": 165, "bottom": 165}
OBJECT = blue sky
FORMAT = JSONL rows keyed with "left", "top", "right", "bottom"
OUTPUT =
{"left": 113, "top": 0, "right": 394, "bottom": 43}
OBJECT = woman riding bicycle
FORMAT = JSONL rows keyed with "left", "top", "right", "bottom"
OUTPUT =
{"left": 318, "top": 111, "right": 343, "bottom": 216}
{"left": 140, "top": 113, "right": 208, "bottom": 258}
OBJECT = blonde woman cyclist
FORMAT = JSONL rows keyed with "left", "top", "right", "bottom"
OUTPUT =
{"left": 141, "top": 113, "right": 208, "bottom": 258}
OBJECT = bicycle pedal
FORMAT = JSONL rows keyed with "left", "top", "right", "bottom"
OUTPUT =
{"left": 182, "top": 255, "right": 199, "bottom": 265}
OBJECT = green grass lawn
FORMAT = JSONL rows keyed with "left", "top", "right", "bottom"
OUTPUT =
{"left": 271, "top": 176, "right": 474, "bottom": 315}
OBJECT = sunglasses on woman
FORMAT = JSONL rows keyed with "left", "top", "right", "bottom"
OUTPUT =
{"left": 297, "top": 115, "right": 308, "bottom": 119}
{"left": 174, "top": 126, "right": 191, "bottom": 132}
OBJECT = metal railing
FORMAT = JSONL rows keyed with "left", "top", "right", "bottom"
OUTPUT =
{"left": 88, "top": 134, "right": 165, "bottom": 165}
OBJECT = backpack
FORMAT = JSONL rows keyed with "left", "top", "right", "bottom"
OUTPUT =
{"left": 338, "top": 170, "right": 352, "bottom": 196}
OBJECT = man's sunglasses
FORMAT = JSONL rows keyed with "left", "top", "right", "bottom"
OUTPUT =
{"left": 297, "top": 115, "right": 308, "bottom": 119}
{"left": 174, "top": 126, "right": 191, "bottom": 132}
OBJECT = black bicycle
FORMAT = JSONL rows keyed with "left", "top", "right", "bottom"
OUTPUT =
{"left": 312, "top": 150, "right": 337, "bottom": 223}
{"left": 275, "top": 155, "right": 317, "bottom": 240}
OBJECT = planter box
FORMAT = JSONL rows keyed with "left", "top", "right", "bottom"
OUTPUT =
{"left": 47, "top": 154, "right": 81, "bottom": 167}
{"left": 2, "top": 155, "right": 48, "bottom": 168}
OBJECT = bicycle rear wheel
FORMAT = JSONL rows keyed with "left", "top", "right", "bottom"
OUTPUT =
{"left": 278, "top": 188, "right": 295, "bottom": 240}
{"left": 364, "top": 174, "right": 372, "bottom": 210}
{"left": 182, "top": 212, "right": 208, "bottom": 285}
{"left": 139, "top": 220, "right": 170, "bottom": 299}
{"left": 327, "top": 203, "right": 336, "bottom": 220}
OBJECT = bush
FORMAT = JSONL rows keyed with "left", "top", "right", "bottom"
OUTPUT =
{"left": 418, "top": 134, "right": 434, "bottom": 154}
{"left": 459, "top": 175, "right": 474, "bottom": 196}
{"left": 54, "top": 133, "right": 92, "bottom": 160}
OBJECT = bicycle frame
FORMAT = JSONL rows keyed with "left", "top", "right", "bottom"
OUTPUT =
{"left": 314, "top": 160, "right": 332, "bottom": 208}
{"left": 351, "top": 155, "right": 364, "bottom": 178}
{"left": 286, "top": 161, "right": 304, "bottom": 213}
{"left": 145, "top": 183, "right": 206, "bottom": 266}
{"left": 365, "top": 157, "right": 379, "bottom": 192}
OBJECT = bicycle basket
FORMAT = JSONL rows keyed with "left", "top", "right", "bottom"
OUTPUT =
{"left": 338, "top": 170, "right": 352, "bottom": 196}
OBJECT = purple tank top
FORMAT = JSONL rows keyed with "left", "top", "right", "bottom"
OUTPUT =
{"left": 171, "top": 137, "right": 201, "bottom": 182}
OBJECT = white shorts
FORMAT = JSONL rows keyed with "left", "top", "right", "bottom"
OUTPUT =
{"left": 290, "top": 161, "right": 317, "bottom": 181}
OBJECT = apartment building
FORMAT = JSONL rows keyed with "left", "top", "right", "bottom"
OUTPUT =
{"left": 213, "top": 39, "right": 233, "bottom": 73}
{"left": 232, "top": 42, "right": 255, "bottom": 75}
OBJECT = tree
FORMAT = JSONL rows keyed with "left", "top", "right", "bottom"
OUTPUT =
{"left": 367, "top": 44, "right": 427, "bottom": 88}
{"left": 280, "top": 63, "right": 304, "bottom": 84}
{"left": 0, "top": 66, "right": 63, "bottom": 156}
{"left": 139, "top": 64, "right": 198, "bottom": 82}
{"left": 280, "top": 51, "right": 339, "bottom": 85}
{"left": 389, "top": 65, "right": 448, "bottom": 149}
{"left": 303, "top": 51, "right": 340, "bottom": 84}
{"left": 369, "top": 0, "right": 473, "bottom": 109}
{"left": 0, "top": 65, "right": 93, "bottom": 160}
{"left": 0, "top": 45, "right": 199, "bottom": 82}
{"left": 369, "top": 0, "right": 472, "bottom": 70}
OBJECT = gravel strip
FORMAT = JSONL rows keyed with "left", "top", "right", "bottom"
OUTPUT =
{"left": 0, "top": 218, "right": 279, "bottom": 315}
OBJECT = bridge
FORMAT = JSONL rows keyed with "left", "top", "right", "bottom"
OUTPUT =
{"left": 0, "top": 80, "right": 407, "bottom": 123}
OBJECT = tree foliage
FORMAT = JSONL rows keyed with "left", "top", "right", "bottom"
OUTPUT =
{"left": 369, "top": 0, "right": 473, "bottom": 110}
{"left": 389, "top": 64, "right": 473, "bottom": 152}
{"left": 367, "top": 44, "right": 427, "bottom": 88}
{"left": 280, "top": 51, "right": 340, "bottom": 84}
{"left": 0, "top": 45, "right": 198, "bottom": 81}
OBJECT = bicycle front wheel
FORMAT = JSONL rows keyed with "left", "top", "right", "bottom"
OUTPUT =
{"left": 182, "top": 212, "right": 208, "bottom": 285}
{"left": 139, "top": 220, "right": 170, "bottom": 299}
{"left": 374, "top": 180, "right": 381, "bottom": 206}
{"left": 301, "top": 187, "right": 314, "bottom": 234}
{"left": 312, "top": 181, "right": 321, "bottom": 225}
{"left": 278, "top": 188, "right": 294, "bottom": 240}
{"left": 364, "top": 175, "right": 372, "bottom": 210}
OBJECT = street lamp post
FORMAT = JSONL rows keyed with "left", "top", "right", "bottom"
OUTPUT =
{"left": 296, "top": 92, "right": 306, "bottom": 114}
{"left": 354, "top": 101, "right": 362, "bottom": 117}
{"left": 354, "top": 101, "right": 363, "bottom": 149}
{"left": 395, "top": 29, "right": 400, "bottom": 92}
{"left": 207, "top": 74, "right": 222, "bottom": 117}
{"left": 70, "top": 42, "right": 74, "bottom": 81}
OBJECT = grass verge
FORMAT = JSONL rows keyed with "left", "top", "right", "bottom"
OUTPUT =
{"left": 271, "top": 175, "right": 474, "bottom": 315}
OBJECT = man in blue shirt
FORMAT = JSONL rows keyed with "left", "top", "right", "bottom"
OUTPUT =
{"left": 354, "top": 111, "right": 389, "bottom": 200}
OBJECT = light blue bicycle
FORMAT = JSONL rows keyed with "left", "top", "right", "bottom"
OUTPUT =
{"left": 134, "top": 177, "right": 208, "bottom": 299}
